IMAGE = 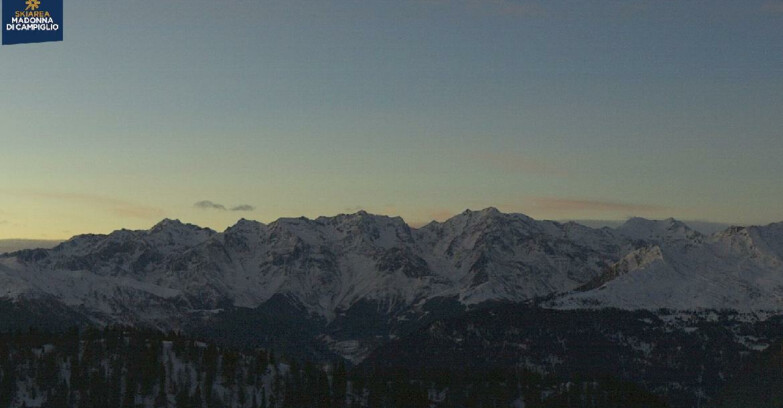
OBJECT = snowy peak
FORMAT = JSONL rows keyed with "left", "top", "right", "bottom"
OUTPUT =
{"left": 461, "top": 207, "right": 502, "bottom": 217}
{"left": 226, "top": 218, "right": 266, "bottom": 233}
{"left": 325, "top": 211, "right": 415, "bottom": 249}
{"left": 150, "top": 218, "right": 186, "bottom": 232}
{"left": 5, "top": 209, "right": 783, "bottom": 329}
{"left": 419, "top": 208, "right": 532, "bottom": 255}
{"left": 616, "top": 217, "right": 703, "bottom": 245}
{"left": 50, "top": 219, "right": 214, "bottom": 253}
{"left": 412, "top": 209, "right": 624, "bottom": 304}
{"left": 448, "top": 207, "right": 530, "bottom": 227}
{"left": 319, "top": 210, "right": 410, "bottom": 234}
{"left": 212, "top": 219, "right": 269, "bottom": 255}
{"left": 18, "top": 219, "right": 214, "bottom": 278}
{"left": 556, "top": 220, "right": 783, "bottom": 311}
{"left": 713, "top": 223, "right": 783, "bottom": 265}
{"left": 714, "top": 226, "right": 756, "bottom": 253}
{"left": 147, "top": 219, "right": 216, "bottom": 247}
{"left": 266, "top": 211, "right": 414, "bottom": 250}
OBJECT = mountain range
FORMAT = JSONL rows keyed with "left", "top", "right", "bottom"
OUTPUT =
{"left": 4, "top": 208, "right": 783, "bottom": 407}
{"left": 2, "top": 208, "right": 783, "bottom": 363}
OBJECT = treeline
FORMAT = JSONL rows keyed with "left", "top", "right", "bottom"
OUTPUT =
{"left": 709, "top": 340, "right": 783, "bottom": 408}
{"left": 0, "top": 327, "right": 323, "bottom": 408}
{"left": 0, "top": 327, "right": 668, "bottom": 408}
{"left": 351, "top": 365, "right": 669, "bottom": 408}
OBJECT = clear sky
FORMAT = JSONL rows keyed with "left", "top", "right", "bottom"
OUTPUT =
{"left": 1, "top": 0, "right": 782, "bottom": 239}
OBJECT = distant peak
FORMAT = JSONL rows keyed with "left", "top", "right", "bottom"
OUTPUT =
{"left": 461, "top": 207, "right": 500, "bottom": 216}
{"left": 336, "top": 210, "right": 383, "bottom": 220}
{"left": 151, "top": 218, "right": 184, "bottom": 230}
{"left": 228, "top": 218, "right": 264, "bottom": 231}
{"left": 719, "top": 225, "right": 748, "bottom": 235}
{"left": 448, "top": 208, "right": 538, "bottom": 226}
{"left": 622, "top": 217, "right": 684, "bottom": 227}
{"left": 618, "top": 216, "right": 701, "bottom": 242}
{"left": 150, "top": 218, "right": 212, "bottom": 234}
{"left": 663, "top": 218, "right": 688, "bottom": 228}
{"left": 159, "top": 218, "right": 181, "bottom": 223}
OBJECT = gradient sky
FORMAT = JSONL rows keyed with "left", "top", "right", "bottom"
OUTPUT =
{"left": 1, "top": 0, "right": 783, "bottom": 239}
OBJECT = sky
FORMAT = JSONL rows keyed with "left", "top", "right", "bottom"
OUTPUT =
{"left": 1, "top": 0, "right": 782, "bottom": 239}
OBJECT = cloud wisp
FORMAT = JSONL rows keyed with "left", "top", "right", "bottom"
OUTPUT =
{"left": 194, "top": 200, "right": 255, "bottom": 212}
{"left": 194, "top": 200, "right": 227, "bottom": 211}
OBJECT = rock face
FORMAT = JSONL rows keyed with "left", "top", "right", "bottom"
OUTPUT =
{"left": 2, "top": 209, "right": 783, "bottom": 361}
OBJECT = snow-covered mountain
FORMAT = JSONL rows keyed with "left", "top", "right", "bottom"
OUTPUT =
{"left": 0, "top": 208, "right": 625, "bottom": 325}
{"left": 3, "top": 209, "right": 783, "bottom": 361}
{"left": 415, "top": 208, "right": 624, "bottom": 304}
{"left": 554, "top": 219, "right": 783, "bottom": 311}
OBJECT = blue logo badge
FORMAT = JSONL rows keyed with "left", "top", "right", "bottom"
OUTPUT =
{"left": 3, "top": 0, "right": 63, "bottom": 45}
